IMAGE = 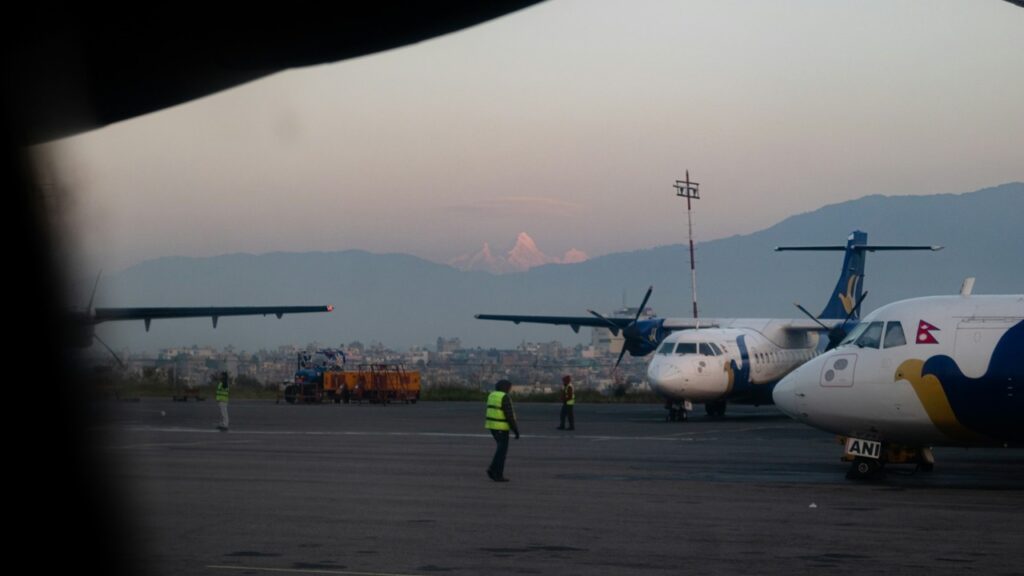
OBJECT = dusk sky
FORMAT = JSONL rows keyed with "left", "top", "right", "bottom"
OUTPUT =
{"left": 32, "top": 0, "right": 1024, "bottom": 278}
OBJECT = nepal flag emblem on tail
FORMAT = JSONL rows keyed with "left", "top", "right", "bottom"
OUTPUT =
{"left": 916, "top": 320, "right": 940, "bottom": 344}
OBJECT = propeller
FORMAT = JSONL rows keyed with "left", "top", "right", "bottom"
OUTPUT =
{"left": 794, "top": 290, "right": 867, "bottom": 351}
{"left": 84, "top": 270, "right": 124, "bottom": 367}
{"left": 588, "top": 286, "right": 654, "bottom": 369}
{"left": 93, "top": 334, "right": 125, "bottom": 368}
{"left": 87, "top": 270, "right": 102, "bottom": 317}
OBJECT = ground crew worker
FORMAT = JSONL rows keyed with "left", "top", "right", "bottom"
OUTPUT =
{"left": 485, "top": 379, "right": 519, "bottom": 482}
{"left": 557, "top": 374, "right": 575, "bottom": 430}
{"left": 216, "top": 372, "right": 230, "bottom": 431}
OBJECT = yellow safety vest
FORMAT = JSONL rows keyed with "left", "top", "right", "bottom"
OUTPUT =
{"left": 216, "top": 382, "right": 229, "bottom": 402}
{"left": 485, "top": 391, "right": 510, "bottom": 431}
{"left": 564, "top": 384, "right": 575, "bottom": 406}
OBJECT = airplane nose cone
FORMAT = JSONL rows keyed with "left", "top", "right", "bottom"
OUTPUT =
{"left": 773, "top": 357, "right": 821, "bottom": 422}
{"left": 647, "top": 360, "right": 682, "bottom": 395}
{"left": 773, "top": 374, "right": 799, "bottom": 418}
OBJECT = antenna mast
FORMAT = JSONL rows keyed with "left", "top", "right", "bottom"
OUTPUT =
{"left": 674, "top": 171, "right": 700, "bottom": 319}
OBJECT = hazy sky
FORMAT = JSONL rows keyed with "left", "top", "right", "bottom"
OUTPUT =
{"left": 33, "top": 0, "right": 1024, "bottom": 275}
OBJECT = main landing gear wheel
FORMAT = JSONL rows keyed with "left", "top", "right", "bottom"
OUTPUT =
{"left": 704, "top": 401, "right": 727, "bottom": 418}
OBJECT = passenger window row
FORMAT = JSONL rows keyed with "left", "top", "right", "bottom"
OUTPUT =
{"left": 657, "top": 342, "right": 724, "bottom": 356}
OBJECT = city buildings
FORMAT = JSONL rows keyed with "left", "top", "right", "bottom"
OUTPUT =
{"left": 95, "top": 336, "right": 650, "bottom": 396}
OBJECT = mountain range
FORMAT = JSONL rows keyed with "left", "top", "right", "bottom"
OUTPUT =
{"left": 448, "top": 232, "right": 588, "bottom": 274}
{"left": 95, "top": 182, "right": 1023, "bottom": 353}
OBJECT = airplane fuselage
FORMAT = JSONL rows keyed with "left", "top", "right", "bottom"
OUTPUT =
{"left": 773, "top": 295, "right": 1024, "bottom": 447}
{"left": 646, "top": 320, "right": 825, "bottom": 405}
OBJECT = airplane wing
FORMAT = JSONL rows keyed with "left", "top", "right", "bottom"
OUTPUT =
{"left": 477, "top": 314, "right": 836, "bottom": 332}
{"left": 476, "top": 314, "right": 725, "bottom": 332}
{"left": 92, "top": 305, "right": 333, "bottom": 329}
{"left": 661, "top": 318, "right": 722, "bottom": 330}
{"left": 778, "top": 318, "right": 843, "bottom": 332}
{"left": 474, "top": 314, "right": 632, "bottom": 334}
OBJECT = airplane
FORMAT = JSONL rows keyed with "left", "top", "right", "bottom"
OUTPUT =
{"left": 477, "top": 231, "right": 941, "bottom": 419}
{"left": 772, "top": 279, "right": 1023, "bottom": 480}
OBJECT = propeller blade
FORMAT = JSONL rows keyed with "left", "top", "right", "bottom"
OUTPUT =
{"left": 633, "top": 285, "right": 654, "bottom": 324}
{"left": 87, "top": 270, "right": 102, "bottom": 315}
{"left": 94, "top": 334, "right": 124, "bottom": 368}
{"left": 835, "top": 290, "right": 868, "bottom": 332}
{"left": 825, "top": 329, "right": 846, "bottom": 351}
{"left": 824, "top": 291, "right": 869, "bottom": 351}
{"left": 614, "top": 346, "right": 629, "bottom": 370}
{"left": 793, "top": 302, "right": 830, "bottom": 331}
{"left": 846, "top": 290, "right": 868, "bottom": 323}
{"left": 587, "top": 309, "right": 621, "bottom": 336}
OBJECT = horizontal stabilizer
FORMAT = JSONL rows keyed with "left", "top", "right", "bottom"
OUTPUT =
{"left": 775, "top": 245, "right": 942, "bottom": 252}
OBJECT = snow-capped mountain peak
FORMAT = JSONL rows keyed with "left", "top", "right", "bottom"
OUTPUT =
{"left": 449, "top": 233, "right": 588, "bottom": 274}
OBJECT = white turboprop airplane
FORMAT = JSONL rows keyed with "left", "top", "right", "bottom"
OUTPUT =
{"left": 478, "top": 231, "right": 941, "bottom": 419}
{"left": 647, "top": 320, "right": 829, "bottom": 419}
{"left": 772, "top": 279, "right": 1023, "bottom": 480}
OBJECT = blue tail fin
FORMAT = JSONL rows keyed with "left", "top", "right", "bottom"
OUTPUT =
{"left": 776, "top": 231, "right": 941, "bottom": 321}
{"left": 821, "top": 231, "right": 868, "bottom": 320}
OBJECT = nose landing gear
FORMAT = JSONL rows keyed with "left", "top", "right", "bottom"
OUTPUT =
{"left": 841, "top": 437, "right": 935, "bottom": 481}
{"left": 665, "top": 399, "right": 693, "bottom": 421}
{"left": 846, "top": 457, "right": 884, "bottom": 480}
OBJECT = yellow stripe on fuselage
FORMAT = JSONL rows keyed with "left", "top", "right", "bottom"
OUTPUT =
{"left": 896, "top": 359, "right": 988, "bottom": 444}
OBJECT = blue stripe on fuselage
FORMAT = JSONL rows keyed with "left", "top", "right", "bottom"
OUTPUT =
{"left": 726, "top": 335, "right": 778, "bottom": 405}
{"left": 729, "top": 335, "right": 753, "bottom": 396}
{"left": 923, "top": 320, "right": 1024, "bottom": 443}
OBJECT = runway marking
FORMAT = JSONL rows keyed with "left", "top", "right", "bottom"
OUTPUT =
{"left": 207, "top": 564, "right": 424, "bottom": 576}
{"left": 118, "top": 427, "right": 491, "bottom": 438}
{"left": 114, "top": 426, "right": 705, "bottom": 443}
{"left": 111, "top": 439, "right": 254, "bottom": 450}
{"left": 663, "top": 424, "right": 792, "bottom": 438}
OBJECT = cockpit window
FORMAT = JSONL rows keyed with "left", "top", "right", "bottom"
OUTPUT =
{"left": 675, "top": 343, "right": 697, "bottom": 355}
{"left": 883, "top": 321, "right": 907, "bottom": 348}
{"left": 699, "top": 343, "right": 717, "bottom": 356}
{"left": 853, "top": 321, "right": 883, "bottom": 349}
{"left": 658, "top": 342, "right": 674, "bottom": 355}
{"left": 709, "top": 343, "right": 723, "bottom": 355}
{"left": 840, "top": 320, "right": 872, "bottom": 347}
{"left": 840, "top": 322, "right": 867, "bottom": 347}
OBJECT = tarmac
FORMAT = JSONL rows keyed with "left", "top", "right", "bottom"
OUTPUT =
{"left": 92, "top": 399, "right": 1024, "bottom": 576}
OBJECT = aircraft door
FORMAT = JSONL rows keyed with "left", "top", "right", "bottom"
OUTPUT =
{"left": 954, "top": 318, "right": 1017, "bottom": 377}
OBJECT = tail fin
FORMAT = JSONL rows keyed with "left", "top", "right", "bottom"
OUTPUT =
{"left": 776, "top": 231, "right": 941, "bottom": 320}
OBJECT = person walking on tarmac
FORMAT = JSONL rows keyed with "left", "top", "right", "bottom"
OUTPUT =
{"left": 557, "top": 374, "right": 575, "bottom": 430}
{"left": 485, "top": 379, "right": 519, "bottom": 482}
{"left": 216, "top": 372, "right": 230, "bottom": 431}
